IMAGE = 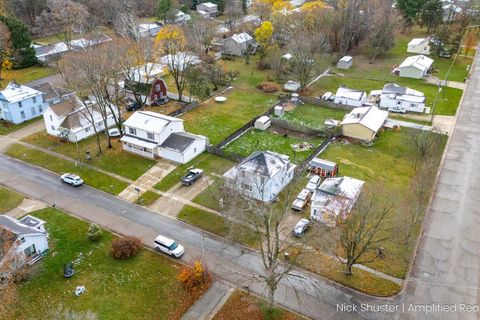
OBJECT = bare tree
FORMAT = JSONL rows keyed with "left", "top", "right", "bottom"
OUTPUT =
{"left": 365, "top": 1, "right": 396, "bottom": 63}
{"left": 113, "top": 0, "right": 141, "bottom": 41}
{"left": 332, "top": 188, "right": 393, "bottom": 275}
{"left": 224, "top": 0, "right": 243, "bottom": 32}
{"left": 214, "top": 167, "right": 315, "bottom": 310}
{"left": 188, "top": 19, "right": 217, "bottom": 55}
{"left": 288, "top": 29, "right": 329, "bottom": 89}
{"left": 408, "top": 128, "right": 442, "bottom": 171}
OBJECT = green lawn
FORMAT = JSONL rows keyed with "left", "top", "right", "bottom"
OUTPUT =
{"left": 178, "top": 205, "right": 258, "bottom": 248}
{"left": 182, "top": 89, "right": 276, "bottom": 145}
{"left": 221, "top": 56, "right": 275, "bottom": 89}
{"left": 154, "top": 153, "right": 234, "bottom": 192}
{"left": 224, "top": 129, "right": 323, "bottom": 164}
{"left": 278, "top": 104, "right": 348, "bottom": 130}
{"left": 0, "top": 118, "right": 41, "bottom": 136}
{"left": 9, "top": 208, "right": 205, "bottom": 320}
{"left": 311, "top": 75, "right": 463, "bottom": 116}
{"left": 0, "top": 187, "right": 24, "bottom": 213}
{"left": 320, "top": 129, "right": 447, "bottom": 278}
{"left": 6, "top": 144, "right": 129, "bottom": 195}
{"left": 23, "top": 132, "right": 156, "bottom": 181}
{"left": 0, "top": 66, "right": 58, "bottom": 88}
{"left": 136, "top": 190, "right": 161, "bottom": 206}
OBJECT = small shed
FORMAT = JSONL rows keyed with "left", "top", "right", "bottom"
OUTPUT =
{"left": 284, "top": 80, "right": 301, "bottom": 92}
{"left": 337, "top": 56, "right": 353, "bottom": 70}
{"left": 274, "top": 105, "right": 284, "bottom": 117}
{"left": 254, "top": 116, "right": 271, "bottom": 131}
{"left": 309, "top": 158, "right": 338, "bottom": 177}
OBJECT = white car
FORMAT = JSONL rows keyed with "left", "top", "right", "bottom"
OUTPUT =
{"left": 60, "top": 173, "right": 84, "bottom": 186}
{"left": 291, "top": 189, "right": 312, "bottom": 211}
{"left": 388, "top": 106, "right": 407, "bottom": 114}
{"left": 293, "top": 218, "right": 311, "bottom": 237}
{"left": 108, "top": 128, "right": 122, "bottom": 137}
{"left": 154, "top": 235, "right": 185, "bottom": 258}
{"left": 306, "top": 175, "right": 321, "bottom": 191}
{"left": 321, "top": 92, "right": 334, "bottom": 101}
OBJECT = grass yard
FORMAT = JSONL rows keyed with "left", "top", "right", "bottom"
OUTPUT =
{"left": 311, "top": 75, "right": 463, "bottom": 116}
{"left": 0, "top": 187, "right": 24, "bottom": 213}
{"left": 182, "top": 89, "right": 276, "bottom": 146}
{"left": 6, "top": 144, "right": 129, "bottom": 195}
{"left": 320, "top": 129, "right": 447, "bottom": 278}
{"left": 9, "top": 208, "right": 206, "bottom": 320}
{"left": 0, "top": 118, "right": 42, "bottom": 136}
{"left": 0, "top": 66, "right": 58, "bottom": 88}
{"left": 178, "top": 205, "right": 258, "bottom": 248}
{"left": 221, "top": 56, "right": 275, "bottom": 89}
{"left": 136, "top": 190, "right": 161, "bottom": 206}
{"left": 154, "top": 153, "right": 234, "bottom": 192}
{"left": 23, "top": 132, "right": 156, "bottom": 181}
{"left": 224, "top": 129, "right": 323, "bottom": 164}
{"left": 278, "top": 104, "right": 348, "bottom": 130}
{"left": 213, "top": 290, "right": 305, "bottom": 320}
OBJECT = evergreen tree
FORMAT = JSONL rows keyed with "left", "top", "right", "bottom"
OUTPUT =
{"left": 421, "top": 0, "right": 443, "bottom": 32}
{"left": 396, "top": 0, "right": 427, "bottom": 26}
{"left": 0, "top": 15, "right": 37, "bottom": 69}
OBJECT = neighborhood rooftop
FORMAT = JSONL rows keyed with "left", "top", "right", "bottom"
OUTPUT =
{"left": 341, "top": 106, "right": 389, "bottom": 132}
{"left": 399, "top": 55, "right": 434, "bottom": 71}
{"left": 231, "top": 32, "right": 253, "bottom": 44}
{"left": 123, "top": 111, "right": 182, "bottom": 133}
{"left": 335, "top": 87, "right": 366, "bottom": 101}
{"left": 0, "top": 215, "right": 44, "bottom": 236}
{"left": 229, "top": 151, "right": 291, "bottom": 178}
{"left": 160, "top": 132, "right": 205, "bottom": 153}
{"left": 0, "top": 83, "right": 42, "bottom": 103}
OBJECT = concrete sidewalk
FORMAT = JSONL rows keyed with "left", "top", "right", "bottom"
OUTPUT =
{"left": 181, "top": 281, "right": 233, "bottom": 320}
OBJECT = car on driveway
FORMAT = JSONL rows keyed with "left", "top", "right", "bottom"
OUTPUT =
{"left": 108, "top": 128, "right": 122, "bottom": 138}
{"left": 306, "top": 175, "right": 321, "bottom": 191}
{"left": 293, "top": 218, "right": 311, "bottom": 237}
{"left": 291, "top": 188, "right": 312, "bottom": 211}
{"left": 126, "top": 100, "right": 141, "bottom": 112}
{"left": 154, "top": 235, "right": 185, "bottom": 258}
{"left": 60, "top": 173, "right": 84, "bottom": 186}
{"left": 181, "top": 169, "right": 203, "bottom": 186}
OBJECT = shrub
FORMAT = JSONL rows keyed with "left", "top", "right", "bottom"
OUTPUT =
{"left": 256, "top": 60, "right": 271, "bottom": 70}
{"left": 87, "top": 223, "right": 102, "bottom": 242}
{"left": 110, "top": 236, "right": 142, "bottom": 260}
{"left": 256, "top": 81, "right": 280, "bottom": 93}
{"left": 260, "top": 304, "right": 282, "bottom": 320}
{"left": 200, "top": 54, "right": 215, "bottom": 64}
{"left": 177, "top": 260, "right": 211, "bottom": 293}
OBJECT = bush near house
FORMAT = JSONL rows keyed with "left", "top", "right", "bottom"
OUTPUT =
{"left": 256, "top": 81, "right": 280, "bottom": 93}
{"left": 177, "top": 260, "right": 212, "bottom": 294}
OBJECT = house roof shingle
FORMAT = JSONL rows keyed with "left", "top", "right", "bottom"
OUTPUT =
{"left": 160, "top": 132, "right": 204, "bottom": 152}
{"left": 31, "top": 82, "right": 59, "bottom": 102}
{"left": 0, "top": 215, "right": 44, "bottom": 237}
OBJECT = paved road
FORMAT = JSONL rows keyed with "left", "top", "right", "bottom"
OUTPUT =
{"left": 399, "top": 49, "right": 480, "bottom": 320}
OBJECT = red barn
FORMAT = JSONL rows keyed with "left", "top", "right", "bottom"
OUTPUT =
{"left": 149, "top": 78, "right": 168, "bottom": 106}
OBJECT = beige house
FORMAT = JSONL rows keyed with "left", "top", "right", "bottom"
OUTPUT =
{"left": 341, "top": 106, "right": 389, "bottom": 142}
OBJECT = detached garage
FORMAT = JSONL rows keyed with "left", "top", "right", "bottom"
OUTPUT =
{"left": 159, "top": 132, "right": 208, "bottom": 164}
{"left": 341, "top": 106, "right": 389, "bottom": 142}
{"left": 398, "top": 55, "right": 433, "bottom": 79}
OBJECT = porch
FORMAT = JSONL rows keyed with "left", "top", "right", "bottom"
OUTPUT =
{"left": 120, "top": 135, "right": 158, "bottom": 159}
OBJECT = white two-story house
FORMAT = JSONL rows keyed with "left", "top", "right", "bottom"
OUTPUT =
{"left": 223, "top": 151, "right": 297, "bottom": 202}
{"left": 121, "top": 111, "right": 207, "bottom": 163}
{"left": 43, "top": 96, "right": 119, "bottom": 142}
{"left": 0, "top": 82, "right": 48, "bottom": 124}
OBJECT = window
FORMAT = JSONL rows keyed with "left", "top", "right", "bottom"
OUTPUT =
{"left": 129, "top": 127, "right": 137, "bottom": 135}
{"left": 20, "top": 111, "right": 26, "bottom": 119}
{"left": 155, "top": 84, "right": 160, "bottom": 91}
{"left": 147, "top": 132, "right": 154, "bottom": 140}
{"left": 33, "top": 97, "right": 37, "bottom": 103}
{"left": 20, "top": 237, "right": 25, "bottom": 243}
{"left": 31, "top": 107, "right": 35, "bottom": 116}
{"left": 96, "top": 121, "right": 103, "bottom": 127}
{"left": 194, "top": 147, "right": 197, "bottom": 153}
{"left": 410, "top": 103, "right": 417, "bottom": 108}
{"left": 51, "top": 125, "right": 55, "bottom": 131}
{"left": 85, "top": 126, "right": 91, "bottom": 133}
{"left": 38, "top": 106, "right": 42, "bottom": 113}
{"left": 49, "top": 115, "right": 53, "bottom": 121}
{"left": 397, "top": 101, "right": 402, "bottom": 105}
{"left": 242, "top": 183, "right": 252, "bottom": 191}
{"left": 18, "top": 101, "right": 22, "bottom": 108}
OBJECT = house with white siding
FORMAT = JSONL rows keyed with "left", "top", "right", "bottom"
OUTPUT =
{"left": 398, "top": 55, "right": 434, "bottom": 79}
{"left": 120, "top": 111, "right": 207, "bottom": 163}
{"left": 379, "top": 83, "right": 430, "bottom": 113}
{"left": 43, "top": 96, "right": 119, "bottom": 142}
{"left": 0, "top": 82, "right": 47, "bottom": 124}
{"left": 407, "top": 38, "right": 431, "bottom": 55}
{"left": 223, "top": 151, "right": 296, "bottom": 202}
{"left": 197, "top": 2, "right": 219, "bottom": 17}
{"left": 333, "top": 87, "right": 367, "bottom": 107}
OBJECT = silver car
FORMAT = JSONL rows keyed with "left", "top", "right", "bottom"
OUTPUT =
{"left": 60, "top": 173, "right": 84, "bottom": 186}
{"left": 293, "top": 218, "right": 311, "bottom": 237}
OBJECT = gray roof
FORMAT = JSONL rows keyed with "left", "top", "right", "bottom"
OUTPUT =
{"left": 160, "top": 132, "right": 198, "bottom": 152}
{"left": 31, "top": 82, "right": 59, "bottom": 102}
{"left": 310, "top": 158, "right": 337, "bottom": 171}
{"left": 238, "top": 151, "right": 289, "bottom": 177}
{"left": 383, "top": 83, "right": 407, "bottom": 95}
{"left": 0, "top": 215, "right": 44, "bottom": 236}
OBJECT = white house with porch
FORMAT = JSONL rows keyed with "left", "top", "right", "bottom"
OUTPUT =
{"left": 334, "top": 87, "right": 367, "bottom": 107}
{"left": 43, "top": 96, "right": 119, "bottom": 142}
{"left": 121, "top": 111, "right": 207, "bottom": 163}
{"left": 223, "top": 151, "right": 296, "bottom": 202}
{"left": 0, "top": 215, "right": 49, "bottom": 271}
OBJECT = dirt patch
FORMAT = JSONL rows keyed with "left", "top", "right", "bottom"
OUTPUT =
{"left": 268, "top": 126, "right": 320, "bottom": 142}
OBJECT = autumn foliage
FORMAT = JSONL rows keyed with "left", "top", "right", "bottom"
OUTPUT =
{"left": 110, "top": 236, "right": 142, "bottom": 260}
{"left": 256, "top": 81, "right": 279, "bottom": 93}
{"left": 177, "top": 260, "right": 212, "bottom": 293}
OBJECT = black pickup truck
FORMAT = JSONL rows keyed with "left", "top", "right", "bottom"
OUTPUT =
{"left": 181, "top": 169, "right": 204, "bottom": 186}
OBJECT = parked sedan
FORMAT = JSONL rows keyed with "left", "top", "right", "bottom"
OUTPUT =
{"left": 181, "top": 169, "right": 203, "bottom": 186}
{"left": 291, "top": 189, "right": 312, "bottom": 211}
{"left": 108, "top": 128, "right": 122, "bottom": 138}
{"left": 293, "top": 218, "right": 311, "bottom": 237}
{"left": 60, "top": 173, "right": 84, "bottom": 186}
{"left": 126, "top": 101, "right": 141, "bottom": 112}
